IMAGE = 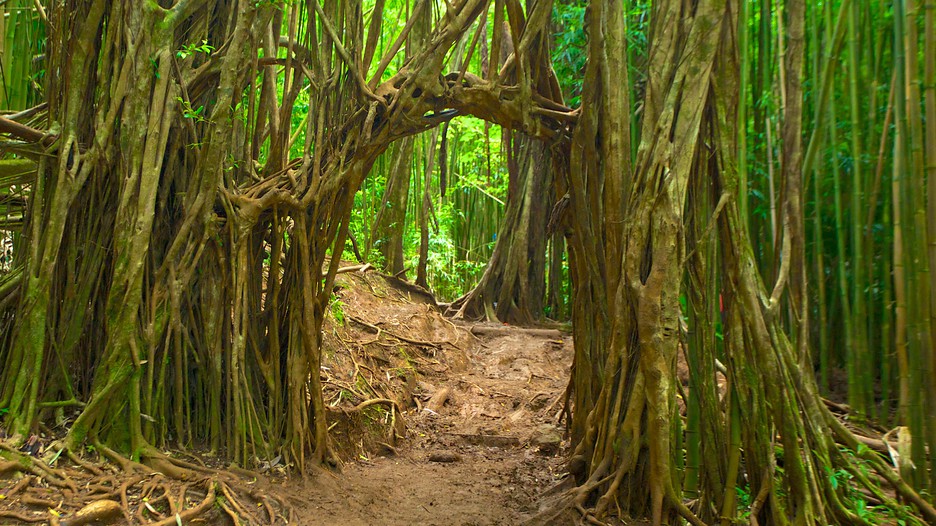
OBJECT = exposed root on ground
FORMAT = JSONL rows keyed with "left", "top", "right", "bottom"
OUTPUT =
{"left": 0, "top": 440, "right": 293, "bottom": 525}
{"left": 525, "top": 408, "right": 936, "bottom": 526}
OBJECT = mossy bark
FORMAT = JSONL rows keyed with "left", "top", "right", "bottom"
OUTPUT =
{"left": 447, "top": 134, "right": 553, "bottom": 325}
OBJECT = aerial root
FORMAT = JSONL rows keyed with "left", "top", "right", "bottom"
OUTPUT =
{"left": 0, "top": 442, "right": 292, "bottom": 525}
{"left": 0, "top": 509, "right": 47, "bottom": 523}
{"left": 55, "top": 500, "right": 123, "bottom": 526}
{"left": 0, "top": 459, "right": 24, "bottom": 475}
{"left": 144, "top": 481, "right": 217, "bottom": 526}
{"left": 747, "top": 470, "right": 771, "bottom": 526}
{"left": 574, "top": 502, "right": 608, "bottom": 526}
{"left": 1, "top": 442, "right": 76, "bottom": 491}
{"left": 66, "top": 449, "right": 104, "bottom": 476}
{"left": 668, "top": 494, "right": 710, "bottom": 526}
{"left": 4, "top": 474, "right": 34, "bottom": 498}
{"left": 220, "top": 480, "right": 264, "bottom": 525}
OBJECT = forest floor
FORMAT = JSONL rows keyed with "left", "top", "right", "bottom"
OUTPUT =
{"left": 281, "top": 325, "right": 574, "bottom": 525}
{"left": 0, "top": 268, "right": 579, "bottom": 525}
{"left": 282, "top": 268, "right": 574, "bottom": 525}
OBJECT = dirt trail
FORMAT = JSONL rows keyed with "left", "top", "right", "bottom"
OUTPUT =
{"left": 288, "top": 322, "right": 573, "bottom": 525}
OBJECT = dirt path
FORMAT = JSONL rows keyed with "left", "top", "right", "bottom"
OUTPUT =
{"left": 287, "top": 323, "right": 572, "bottom": 525}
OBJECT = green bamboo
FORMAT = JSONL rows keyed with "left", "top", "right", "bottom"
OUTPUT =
{"left": 847, "top": 0, "right": 871, "bottom": 417}
{"left": 808, "top": 0, "right": 829, "bottom": 394}
{"left": 738, "top": 0, "right": 750, "bottom": 233}
{"left": 902, "top": 0, "right": 932, "bottom": 491}
{"left": 924, "top": 0, "right": 936, "bottom": 493}
{"left": 892, "top": 0, "right": 915, "bottom": 484}
{"left": 826, "top": 3, "right": 855, "bottom": 404}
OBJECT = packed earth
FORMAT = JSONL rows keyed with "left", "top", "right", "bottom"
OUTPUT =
{"left": 291, "top": 268, "right": 574, "bottom": 525}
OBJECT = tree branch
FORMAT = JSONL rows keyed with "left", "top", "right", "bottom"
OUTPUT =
{"left": 0, "top": 115, "right": 47, "bottom": 143}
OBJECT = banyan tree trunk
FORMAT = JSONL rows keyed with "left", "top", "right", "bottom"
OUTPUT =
{"left": 446, "top": 133, "right": 553, "bottom": 325}
{"left": 557, "top": 0, "right": 936, "bottom": 524}
{"left": 446, "top": 5, "right": 564, "bottom": 325}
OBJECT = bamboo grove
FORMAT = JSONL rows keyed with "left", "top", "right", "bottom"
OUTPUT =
{"left": 0, "top": 0, "right": 935, "bottom": 525}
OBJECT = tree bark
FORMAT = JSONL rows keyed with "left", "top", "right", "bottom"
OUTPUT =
{"left": 368, "top": 137, "right": 413, "bottom": 276}
{"left": 446, "top": 134, "right": 552, "bottom": 325}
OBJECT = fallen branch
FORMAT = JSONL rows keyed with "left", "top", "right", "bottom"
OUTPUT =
{"left": 0, "top": 115, "right": 46, "bottom": 143}
{"left": 336, "top": 263, "right": 373, "bottom": 274}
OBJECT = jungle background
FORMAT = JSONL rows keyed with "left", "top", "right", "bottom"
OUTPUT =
{"left": 0, "top": 0, "right": 935, "bottom": 525}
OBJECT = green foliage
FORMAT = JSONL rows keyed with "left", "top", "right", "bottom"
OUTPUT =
{"left": 344, "top": 116, "right": 509, "bottom": 301}
{"left": 551, "top": 2, "right": 586, "bottom": 107}
{"left": 177, "top": 97, "right": 207, "bottom": 122}
{"left": 735, "top": 484, "right": 752, "bottom": 520}
{"left": 827, "top": 465, "right": 852, "bottom": 491}
{"left": 329, "top": 294, "right": 345, "bottom": 326}
{"left": 176, "top": 39, "right": 214, "bottom": 59}
{"left": 1, "top": 0, "right": 46, "bottom": 110}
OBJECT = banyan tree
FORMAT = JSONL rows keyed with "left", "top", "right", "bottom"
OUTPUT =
{"left": 0, "top": 1, "right": 934, "bottom": 525}
{"left": 551, "top": 0, "right": 936, "bottom": 525}
{"left": 0, "top": 0, "right": 567, "bottom": 472}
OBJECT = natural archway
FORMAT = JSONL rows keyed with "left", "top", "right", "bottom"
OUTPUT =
{"left": 0, "top": 0, "right": 568, "bottom": 472}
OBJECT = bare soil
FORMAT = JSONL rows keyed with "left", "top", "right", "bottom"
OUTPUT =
{"left": 293, "top": 326, "right": 571, "bottom": 525}
{"left": 286, "top": 269, "right": 574, "bottom": 525}
{"left": 272, "top": 324, "right": 573, "bottom": 525}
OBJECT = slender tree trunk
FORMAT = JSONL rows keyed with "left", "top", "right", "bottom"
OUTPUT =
{"left": 922, "top": 0, "right": 936, "bottom": 493}
{"left": 447, "top": 135, "right": 553, "bottom": 324}
{"left": 780, "top": 0, "right": 807, "bottom": 365}
{"left": 369, "top": 138, "right": 414, "bottom": 276}
{"left": 415, "top": 130, "right": 439, "bottom": 289}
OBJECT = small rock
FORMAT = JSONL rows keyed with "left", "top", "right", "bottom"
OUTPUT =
{"left": 428, "top": 451, "right": 461, "bottom": 463}
{"left": 531, "top": 424, "right": 562, "bottom": 455}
